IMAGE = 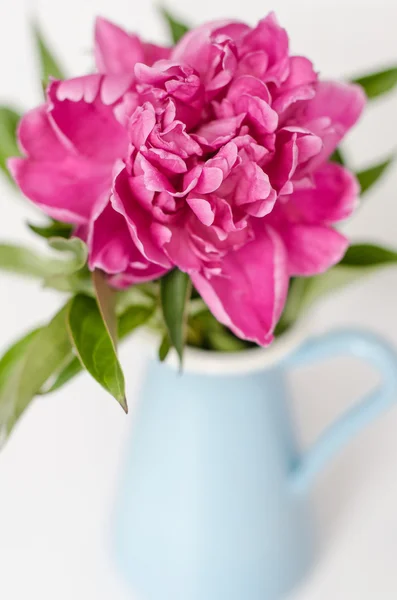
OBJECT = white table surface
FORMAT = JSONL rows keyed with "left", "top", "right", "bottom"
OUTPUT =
{"left": 0, "top": 0, "right": 396, "bottom": 598}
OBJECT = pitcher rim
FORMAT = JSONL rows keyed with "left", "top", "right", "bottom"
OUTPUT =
{"left": 137, "top": 316, "right": 309, "bottom": 376}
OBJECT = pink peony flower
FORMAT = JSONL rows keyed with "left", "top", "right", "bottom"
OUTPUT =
{"left": 9, "top": 13, "right": 365, "bottom": 345}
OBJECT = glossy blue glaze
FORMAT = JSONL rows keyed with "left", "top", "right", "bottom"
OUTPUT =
{"left": 113, "top": 330, "right": 397, "bottom": 600}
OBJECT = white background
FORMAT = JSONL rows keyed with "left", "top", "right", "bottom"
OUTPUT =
{"left": 0, "top": 0, "right": 396, "bottom": 598}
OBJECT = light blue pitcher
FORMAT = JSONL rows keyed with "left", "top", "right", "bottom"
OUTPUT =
{"left": 113, "top": 328, "right": 397, "bottom": 600}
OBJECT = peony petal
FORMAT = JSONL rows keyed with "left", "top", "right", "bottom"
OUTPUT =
{"left": 134, "top": 61, "right": 174, "bottom": 85}
{"left": 273, "top": 85, "right": 315, "bottom": 115}
{"left": 17, "top": 106, "right": 68, "bottom": 160}
{"left": 100, "top": 73, "right": 135, "bottom": 105}
{"left": 244, "top": 190, "right": 277, "bottom": 217}
{"left": 194, "top": 115, "right": 245, "bottom": 149}
{"left": 172, "top": 19, "right": 247, "bottom": 76}
{"left": 236, "top": 51, "right": 270, "bottom": 80}
{"left": 272, "top": 56, "right": 317, "bottom": 114}
{"left": 137, "top": 154, "right": 175, "bottom": 192}
{"left": 267, "top": 128, "right": 322, "bottom": 192}
{"left": 235, "top": 94, "right": 278, "bottom": 135}
{"left": 195, "top": 167, "right": 224, "bottom": 194}
{"left": 143, "top": 43, "right": 171, "bottom": 65}
{"left": 299, "top": 81, "right": 366, "bottom": 163}
{"left": 8, "top": 155, "right": 111, "bottom": 224}
{"left": 191, "top": 226, "right": 289, "bottom": 345}
{"left": 291, "top": 162, "right": 360, "bottom": 224}
{"left": 109, "top": 262, "right": 170, "bottom": 288}
{"left": 234, "top": 162, "right": 275, "bottom": 216}
{"left": 54, "top": 74, "right": 101, "bottom": 103}
{"left": 88, "top": 200, "right": 142, "bottom": 273}
{"left": 282, "top": 56, "right": 317, "bottom": 90}
{"left": 267, "top": 130, "right": 298, "bottom": 192}
{"left": 129, "top": 104, "right": 156, "bottom": 147}
{"left": 88, "top": 197, "right": 170, "bottom": 284}
{"left": 187, "top": 197, "right": 215, "bottom": 226}
{"left": 162, "top": 223, "right": 204, "bottom": 272}
{"left": 112, "top": 169, "right": 171, "bottom": 268}
{"left": 95, "top": 17, "right": 145, "bottom": 74}
{"left": 238, "top": 13, "right": 290, "bottom": 84}
{"left": 9, "top": 101, "right": 116, "bottom": 223}
{"left": 205, "top": 142, "right": 239, "bottom": 178}
{"left": 141, "top": 147, "right": 187, "bottom": 175}
{"left": 227, "top": 75, "right": 271, "bottom": 104}
{"left": 152, "top": 120, "right": 202, "bottom": 158}
{"left": 48, "top": 77, "right": 129, "bottom": 162}
{"left": 305, "top": 81, "right": 366, "bottom": 133}
{"left": 295, "top": 131, "right": 323, "bottom": 165}
{"left": 280, "top": 223, "right": 349, "bottom": 276}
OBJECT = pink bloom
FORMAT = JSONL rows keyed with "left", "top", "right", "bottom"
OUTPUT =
{"left": 9, "top": 14, "right": 365, "bottom": 346}
{"left": 95, "top": 16, "right": 171, "bottom": 74}
{"left": 9, "top": 74, "right": 131, "bottom": 223}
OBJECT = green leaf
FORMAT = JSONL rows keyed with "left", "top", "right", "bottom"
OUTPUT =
{"left": 303, "top": 243, "right": 397, "bottom": 312}
{"left": 116, "top": 282, "right": 158, "bottom": 314}
{"left": 187, "top": 306, "right": 252, "bottom": 352}
{"left": 0, "top": 238, "right": 87, "bottom": 281}
{"left": 187, "top": 308, "right": 214, "bottom": 348}
{"left": 67, "top": 294, "right": 127, "bottom": 411}
{"left": 298, "top": 266, "right": 379, "bottom": 311}
{"left": 39, "top": 355, "right": 82, "bottom": 395}
{"left": 274, "top": 278, "right": 312, "bottom": 337}
{"left": 0, "top": 237, "right": 88, "bottom": 291}
{"left": 340, "top": 243, "right": 397, "bottom": 266}
{"left": 41, "top": 237, "right": 88, "bottom": 289}
{"left": 0, "top": 329, "right": 41, "bottom": 442}
{"left": 47, "top": 237, "right": 87, "bottom": 271}
{"left": 160, "top": 269, "right": 191, "bottom": 363}
{"left": 43, "top": 268, "right": 93, "bottom": 295}
{"left": 0, "top": 244, "right": 58, "bottom": 278}
{"left": 33, "top": 22, "right": 65, "bottom": 85}
{"left": 0, "top": 304, "right": 72, "bottom": 440}
{"left": 158, "top": 334, "right": 171, "bottom": 362}
{"left": 275, "top": 243, "right": 397, "bottom": 337}
{"left": 330, "top": 147, "right": 346, "bottom": 166}
{"left": 15, "top": 306, "right": 71, "bottom": 413}
{"left": 206, "top": 330, "right": 248, "bottom": 353}
{"left": 28, "top": 219, "right": 73, "bottom": 239}
{"left": 118, "top": 304, "right": 155, "bottom": 339}
{"left": 356, "top": 157, "right": 394, "bottom": 195}
{"left": 161, "top": 8, "right": 190, "bottom": 43}
{"left": 0, "top": 107, "right": 21, "bottom": 183}
{"left": 352, "top": 66, "right": 397, "bottom": 99}
{"left": 41, "top": 303, "right": 154, "bottom": 396}
{"left": 93, "top": 270, "right": 118, "bottom": 347}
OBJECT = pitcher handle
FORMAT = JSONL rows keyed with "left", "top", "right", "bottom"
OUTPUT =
{"left": 287, "top": 329, "right": 397, "bottom": 492}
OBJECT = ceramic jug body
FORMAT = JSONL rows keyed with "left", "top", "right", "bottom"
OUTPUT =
{"left": 113, "top": 330, "right": 397, "bottom": 600}
{"left": 114, "top": 361, "right": 313, "bottom": 600}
